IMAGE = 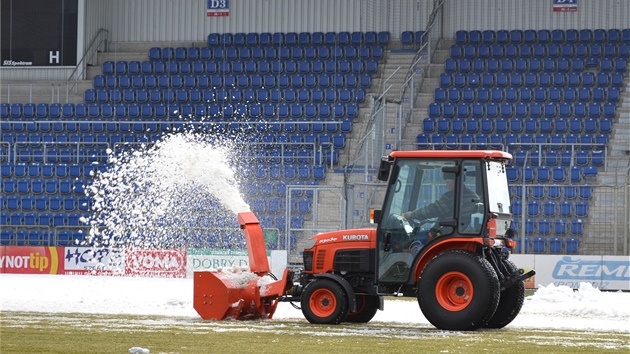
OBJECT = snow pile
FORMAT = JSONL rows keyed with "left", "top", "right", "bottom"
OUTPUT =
{"left": 84, "top": 131, "right": 251, "bottom": 248}
{"left": 524, "top": 282, "right": 630, "bottom": 319}
{"left": 211, "top": 266, "right": 260, "bottom": 288}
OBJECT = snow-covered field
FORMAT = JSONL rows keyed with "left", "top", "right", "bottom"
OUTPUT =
{"left": 1, "top": 274, "right": 628, "bottom": 334}
{"left": 3, "top": 134, "right": 627, "bottom": 353}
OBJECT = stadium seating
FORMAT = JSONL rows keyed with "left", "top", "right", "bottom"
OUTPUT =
{"left": 416, "top": 28, "right": 629, "bottom": 253}
{"left": 0, "top": 31, "right": 390, "bottom": 248}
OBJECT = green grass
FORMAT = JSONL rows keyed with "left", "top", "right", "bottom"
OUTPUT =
{"left": 2, "top": 311, "right": 628, "bottom": 354}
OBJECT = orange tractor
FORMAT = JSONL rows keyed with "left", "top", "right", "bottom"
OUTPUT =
{"left": 194, "top": 150, "right": 534, "bottom": 330}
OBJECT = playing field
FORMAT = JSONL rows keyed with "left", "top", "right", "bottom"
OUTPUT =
{"left": 1, "top": 311, "right": 628, "bottom": 354}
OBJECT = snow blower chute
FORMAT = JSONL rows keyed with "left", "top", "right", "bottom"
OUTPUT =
{"left": 193, "top": 212, "right": 292, "bottom": 320}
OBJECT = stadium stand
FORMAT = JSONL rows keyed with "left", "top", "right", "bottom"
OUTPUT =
{"left": 418, "top": 28, "right": 628, "bottom": 254}
{"left": 0, "top": 31, "right": 388, "bottom": 249}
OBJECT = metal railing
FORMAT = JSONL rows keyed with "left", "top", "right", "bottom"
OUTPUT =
{"left": 66, "top": 28, "right": 110, "bottom": 100}
{"left": 342, "top": 0, "right": 447, "bottom": 232}
{"left": 1, "top": 83, "right": 61, "bottom": 104}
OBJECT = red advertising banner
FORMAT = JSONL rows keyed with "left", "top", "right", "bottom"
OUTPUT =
{"left": 1, "top": 246, "right": 187, "bottom": 278}
{"left": 0, "top": 246, "right": 65, "bottom": 274}
{"left": 125, "top": 248, "right": 187, "bottom": 278}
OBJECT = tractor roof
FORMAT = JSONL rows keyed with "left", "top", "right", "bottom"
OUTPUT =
{"left": 389, "top": 150, "right": 512, "bottom": 160}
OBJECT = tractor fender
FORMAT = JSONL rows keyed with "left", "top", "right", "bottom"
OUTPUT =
{"left": 310, "top": 273, "right": 357, "bottom": 312}
{"left": 412, "top": 237, "right": 484, "bottom": 284}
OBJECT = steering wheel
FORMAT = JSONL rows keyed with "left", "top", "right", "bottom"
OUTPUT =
{"left": 387, "top": 213, "right": 414, "bottom": 236}
{"left": 415, "top": 218, "right": 437, "bottom": 230}
{"left": 401, "top": 213, "right": 434, "bottom": 228}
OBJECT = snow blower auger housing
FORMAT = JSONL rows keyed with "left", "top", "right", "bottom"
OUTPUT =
{"left": 194, "top": 150, "right": 534, "bottom": 330}
{"left": 193, "top": 212, "right": 292, "bottom": 320}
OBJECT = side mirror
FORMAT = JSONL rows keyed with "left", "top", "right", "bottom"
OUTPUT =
{"left": 442, "top": 165, "right": 460, "bottom": 174}
{"left": 371, "top": 209, "right": 382, "bottom": 224}
{"left": 377, "top": 158, "right": 392, "bottom": 181}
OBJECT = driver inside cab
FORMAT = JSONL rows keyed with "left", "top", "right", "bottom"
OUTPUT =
{"left": 403, "top": 173, "right": 480, "bottom": 246}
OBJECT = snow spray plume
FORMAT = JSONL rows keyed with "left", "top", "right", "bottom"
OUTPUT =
{"left": 85, "top": 129, "right": 253, "bottom": 249}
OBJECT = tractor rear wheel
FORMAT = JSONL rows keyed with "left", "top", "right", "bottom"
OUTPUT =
{"left": 344, "top": 295, "right": 380, "bottom": 323}
{"left": 417, "top": 250, "right": 500, "bottom": 331}
{"left": 484, "top": 260, "right": 525, "bottom": 329}
{"left": 301, "top": 279, "right": 349, "bottom": 324}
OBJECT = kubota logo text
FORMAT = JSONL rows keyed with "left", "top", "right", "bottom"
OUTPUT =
{"left": 342, "top": 234, "right": 369, "bottom": 241}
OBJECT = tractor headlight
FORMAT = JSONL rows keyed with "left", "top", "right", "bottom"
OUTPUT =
{"left": 303, "top": 236, "right": 317, "bottom": 250}
{"left": 492, "top": 239, "right": 505, "bottom": 248}
{"left": 303, "top": 251, "right": 313, "bottom": 271}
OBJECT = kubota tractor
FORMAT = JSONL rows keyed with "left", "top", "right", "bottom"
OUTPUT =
{"left": 194, "top": 150, "right": 534, "bottom": 331}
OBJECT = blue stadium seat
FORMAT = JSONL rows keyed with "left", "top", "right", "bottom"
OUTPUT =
{"left": 401, "top": 31, "right": 414, "bottom": 45}
{"left": 565, "top": 237, "right": 579, "bottom": 254}
{"left": 442, "top": 134, "right": 457, "bottom": 149}
{"left": 350, "top": 31, "right": 363, "bottom": 45}
{"left": 482, "top": 118, "right": 494, "bottom": 134}
{"left": 416, "top": 133, "right": 430, "bottom": 149}
{"left": 548, "top": 237, "right": 563, "bottom": 254}
{"left": 429, "top": 133, "right": 444, "bottom": 149}
{"left": 527, "top": 200, "right": 540, "bottom": 217}
{"left": 540, "top": 200, "right": 557, "bottom": 217}
{"left": 559, "top": 200, "right": 573, "bottom": 218}
{"left": 569, "top": 220, "right": 583, "bottom": 237}
{"left": 532, "top": 236, "right": 546, "bottom": 253}
{"left": 574, "top": 201, "right": 589, "bottom": 217}
{"left": 591, "top": 150, "right": 605, "bottom": 166}
{"left": 454, "top": 30, "right": 467, "bottom": 45}
{"left": 551, "top": 219, "right": 567, "bottom": 237}
{"left": 506, "top": 166, "right": 519, "bottom": 183}
{"left": 512, "top": 150, "right": 526, "bottom": 166}
{"left": 606, "top": 28, "right": 622, "bottom": 43}
{"left": 508, "top": 118, "right": 522, "bottom": 134}
{"left": 536, "top": 166, "right": 550, "bottom": 182}
{"left": 582, "top": 165, "right": 598, "bottom": 179}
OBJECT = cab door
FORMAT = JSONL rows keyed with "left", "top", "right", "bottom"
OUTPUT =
{"left": 376, "top": 159, "right": 456, "bottom": 283}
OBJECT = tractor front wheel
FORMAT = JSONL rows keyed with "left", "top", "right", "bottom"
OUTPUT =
{"left": 301, "top": 279, "right": 349, "bottom": 324}
{"left": 417, "top": 250, "right": 500, "bottom": 331}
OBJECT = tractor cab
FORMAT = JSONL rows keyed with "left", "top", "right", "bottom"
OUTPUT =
{"left": 374, "top": 150, "right": 513, "bottom": 284}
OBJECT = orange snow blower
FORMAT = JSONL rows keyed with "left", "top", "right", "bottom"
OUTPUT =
{"left": 193, "top": 212, "right": 292, "bottom": 320}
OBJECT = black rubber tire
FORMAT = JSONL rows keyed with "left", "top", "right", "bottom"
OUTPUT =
{"left": 301, "top": 279, "right": 349, "bottom": 325}
{"left": 344, "top": 295, "right": 380, "bottom": 323}
{"left": 484, "top": 260, "right": 526, "bottom": 329}
{"left": 417, "top": 249, "right": 500, "bottom": 331}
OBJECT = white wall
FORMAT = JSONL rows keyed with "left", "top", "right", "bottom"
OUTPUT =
{"left": 88, "top": 0, "right": 438, "bottom": 43}
{"left": 88, "top": 0, "right": 628, "bottom": 44}
{"left": 441, "top": 0, "right": 628, "bottom": 36}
